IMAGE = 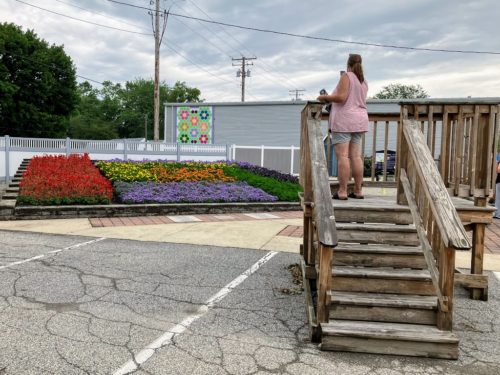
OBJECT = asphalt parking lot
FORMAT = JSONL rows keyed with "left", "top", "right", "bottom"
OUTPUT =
{"left": 1, "top": 230, "right": 500, "bottom": 375}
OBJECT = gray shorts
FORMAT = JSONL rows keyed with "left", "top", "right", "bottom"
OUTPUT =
{"left": 331, "top": 132, "right": 363, "bottom": 145}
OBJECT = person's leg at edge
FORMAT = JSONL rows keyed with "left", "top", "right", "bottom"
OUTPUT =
{"left": 494, "top": 182, "right": 500, "bottom": 218}
{"left": 334, "top": 141, "right": 350, "bottom": 199}
{"left": 349, "top": 140, "right": 364, "bottom": 197}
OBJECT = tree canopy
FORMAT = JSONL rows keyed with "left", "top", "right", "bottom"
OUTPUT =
{"left": 0, "top": 22, "right": 77, "bottom": 137}
{"left": 69, "top": 79, "right": 202, "bottom": 140}
{"left": 373, "top": 83, "right": 429, "bottom": 99}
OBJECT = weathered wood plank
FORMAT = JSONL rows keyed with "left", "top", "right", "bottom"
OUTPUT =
{"left": 321, "top": 336, "right": 458, "bottom": 359}
{"left": 437, "top": 243, "right": 455, "bottom": 330}
{"left": 322, "top": 320, "right": 459, "bottom": 342}
{"left": 306, "top": 110, "right": 337, "bottom": 246}
{"left": 330, "top": 291, "right": 437, "bottom": 309}
{"left": 333, "top": 267, "right": 431, "bottom": 280}
{"left": 331, "top": 277, "right": 435, "bottom": 295}
{"left": 330, "top": 305, "right": 436, "bottom": 325}
{"left": 403, "top": 120, "right": 471, "bottom": 250}
{"left": 399, "top": 169, "right": 443, "bottom": 303}
{"left": 470, "top": 223, "right": 487, "bottom": 300}
{"left": 330, "top": 303, "right": 436, "bottom": 325}
{"left": 454, "top": 273, "right": 489, "bottom": 289}
{"left": 334, "top": 243, "right": 422, "bottom": 254}
{"left": 300, "top": 259, "right": 321, "bottom": 342}
{"left": 333, "top": 252, "right": 426, "bottom": 269}
{"left": 317, "top": 244, "right": 333, "bottom": 323}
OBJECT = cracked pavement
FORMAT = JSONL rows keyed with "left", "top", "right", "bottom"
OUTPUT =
{"left": 0, "top": 230, "right": 499, "bottom": 374}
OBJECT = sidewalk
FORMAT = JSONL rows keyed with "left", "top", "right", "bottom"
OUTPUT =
{"left": 1, "top": 210, "right": 500, "bottom": 271}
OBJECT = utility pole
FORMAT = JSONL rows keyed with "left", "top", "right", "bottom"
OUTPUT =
{"left": 232, "top": 57, "right": 256, "bottom": 102}
{"left": 150, "top": 0, "right": 169, "bottom": 141}
{"left": 289, "top": 89, "right": 306, "bottom": 101}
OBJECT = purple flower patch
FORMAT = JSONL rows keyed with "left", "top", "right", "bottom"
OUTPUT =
{"left": 114, "top": 181, "right": 278, "bottom": 204}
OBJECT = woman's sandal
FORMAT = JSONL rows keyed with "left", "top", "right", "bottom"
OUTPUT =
{"left": 333, "top": 192, "right": 348, "bottom": 200}
{"left": 348, "top": 192, "right": 364, "bottom": 199}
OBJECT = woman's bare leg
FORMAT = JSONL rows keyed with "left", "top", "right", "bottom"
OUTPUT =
{"left": 334, "top": 142, "right": 350, "bottom": 198}
{"left": 349, "top": 141, "right": 364, "bottom": 196}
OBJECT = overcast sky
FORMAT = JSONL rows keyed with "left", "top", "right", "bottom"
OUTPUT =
{"left": 2, "top": 0, "right": 499, "bottom": 102}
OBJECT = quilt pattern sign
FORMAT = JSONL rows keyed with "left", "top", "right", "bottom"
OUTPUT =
{"left": 176, "top": 106, "right": 213, "bottom": 144}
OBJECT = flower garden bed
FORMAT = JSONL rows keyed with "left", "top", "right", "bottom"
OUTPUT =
{"left": 18, "top": 154, "right": 113, "bottom": 205}
{"left": 8, "top": 156, "right": 302, "bottom": 219}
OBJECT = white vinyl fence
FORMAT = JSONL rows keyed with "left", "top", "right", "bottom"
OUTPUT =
{"left": 1, "top": 136, "right": 300, "bottom": 182}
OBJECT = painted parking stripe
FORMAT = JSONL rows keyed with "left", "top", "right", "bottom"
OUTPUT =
{"left": 113, "top": 250, "right": 278, "bottom": 375}
{"left": 0, "top": 238, "right": 106, "bottom": 270}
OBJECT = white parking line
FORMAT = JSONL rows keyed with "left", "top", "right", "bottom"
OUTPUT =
{"left": 0, "top": 238, "right": 106, "bottom": 270}
{"left": 113, "top": 250, "right": 278, "bottom": 375}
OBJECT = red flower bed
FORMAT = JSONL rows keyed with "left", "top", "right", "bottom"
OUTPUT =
{"left": 18, "top": 154, "right": 113, "bottom": 205}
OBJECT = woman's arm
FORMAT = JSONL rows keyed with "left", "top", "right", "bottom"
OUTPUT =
{"left": 317, "top": 74, "right": 350, "bottom": 103}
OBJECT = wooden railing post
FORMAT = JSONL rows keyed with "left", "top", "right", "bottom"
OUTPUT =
{"left": 397, "top": 107, "right": 408, "bottom": 205}
{"left": 317, "top": 243, "right": 333, "bottom": 323}
{"left": 437, "top": 244, "right": 455, "bottom": 331}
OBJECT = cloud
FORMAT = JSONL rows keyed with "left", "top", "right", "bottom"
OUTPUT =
{"left": 1, "top": 0, "right": 499, "bottom": 101}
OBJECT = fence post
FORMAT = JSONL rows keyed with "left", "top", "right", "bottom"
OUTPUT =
{"left": 290, "top": 145, "right": 295, "bottom": 175}
{"left": 225, "top": 144, "right": 230, "bottom": 161}
{"left": 5, "top": 135, "right": 10, "bottom": 184}
{"left": 232, "top": 144, "right": 236, "bottom": 161}
{"left": 66, "top": 137, "right": 70, "bottom": 156}
{"left": 123, "top": 139, "right": 128, "bottom": 161}
{"left": 260, "top": 145, "right": 265, "bottom": 167}
{"left": 176, "top": 143, "right": 181, "bottom": 162}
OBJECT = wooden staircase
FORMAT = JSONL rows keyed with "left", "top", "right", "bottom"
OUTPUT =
{"left": 317, "top": 207, "right": 459, "bottom": 359}
{"left": 0, "top": 158, "right": 28, "bottom": 216}
{"left": 299, "top": 104, "right": 470, "bottom": 360}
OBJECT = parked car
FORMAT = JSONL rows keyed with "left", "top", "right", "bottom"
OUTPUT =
{"left": 374, "top": 150, "right": 396, "bottom": 181}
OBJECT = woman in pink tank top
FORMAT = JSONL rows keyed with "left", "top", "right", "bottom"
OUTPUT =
{"left": 317, "top": 54, "right": 368, "bottom": 200}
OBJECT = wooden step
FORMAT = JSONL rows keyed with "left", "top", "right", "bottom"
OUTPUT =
{"left": 334, "top": 243, "right": 426, "bottom": 269}
{"left": 6, "top": 187, "right": 19, "bottom": 193}
{"left": 1, "top": 193, "right": 18, "bottom": 200}
{"left": 321, "top": 320, "right": 459, "bottom": 359}
{"left": 331, "top": 266, "right": 435, "bottom": 295}
{"left": 336, "top": 223, "right": 418, "bottom": 246}
{"left": 329, "top": 291, "right": 437, "bottom": 325}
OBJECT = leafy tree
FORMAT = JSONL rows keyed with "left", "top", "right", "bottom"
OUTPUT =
{"left": 68, "top": 81, "right": 119, "bottom": 139}
{"left": 0, "top": 23, "right": 77, "bottom": 137}
{"left": 373, "top": 83, "right": 429, "bottom": 99}
{"left": 71, "top": 78, "right": 202, "bottom": 140}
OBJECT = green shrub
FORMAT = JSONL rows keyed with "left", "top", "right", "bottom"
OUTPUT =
{"left": 222, "top": 166, "right": 302, "bottom": 201}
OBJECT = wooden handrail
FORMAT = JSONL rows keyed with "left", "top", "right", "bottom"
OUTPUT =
{"left": 301, "top": 103, "right": 338, "bottom": 247}
{"left": 300, "top": 102, "right": 338, "bottom": 325}
{"left": 399, "top": 119, "right": 471, "bottom": 330}
{"left": 402, "top": 120, "right": 471, "bottom": 250}
{"left": 400, "top": 169, "right": 449, "bottom": 313}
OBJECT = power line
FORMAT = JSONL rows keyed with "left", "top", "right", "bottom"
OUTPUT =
{"left": 184, "top": 0, "right": 301, "bottom": 89}
{"left": 106, "top": 0, "right": 500, "bottom": 55}
{"left": 53, "top": 0, "right": 150, "bottom": 32}
{"left": 14, "top": 0, "right": 152, "bottom": 36}
{"left": 165, "top": 41, "right": 237, "bottom": 85}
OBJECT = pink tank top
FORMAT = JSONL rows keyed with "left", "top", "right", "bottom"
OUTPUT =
{"left": 329, "top": 72, "right": 369, "bottom": 133}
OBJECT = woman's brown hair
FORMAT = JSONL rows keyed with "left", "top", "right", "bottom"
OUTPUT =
{"left": 347, "top": 54, "right": 364, "bottom": 83}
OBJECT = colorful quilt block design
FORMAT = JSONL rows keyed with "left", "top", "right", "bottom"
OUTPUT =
{"left": 176, "top": 106, "right": 213, "bottom": 144}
